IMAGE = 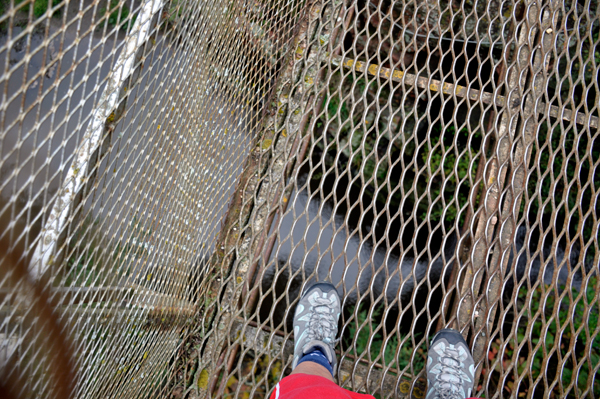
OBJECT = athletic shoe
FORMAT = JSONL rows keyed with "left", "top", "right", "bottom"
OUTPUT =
{"left": 426, "top": 328, "right": 475, "bottom": 399}
{"left": 291, "top": 282, "right": 341, "bottom": 372}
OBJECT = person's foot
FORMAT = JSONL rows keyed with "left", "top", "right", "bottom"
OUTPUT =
{"left": 426, "top": 328, "right": 475, "bottom": 399}
{"left": 291, "top": 282, "right": 341, "bottom": 373}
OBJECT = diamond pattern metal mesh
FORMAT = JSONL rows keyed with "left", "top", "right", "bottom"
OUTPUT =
{"left": 1, "top": 0, "right": 599, "bottom": 398}
{"left": 0, "top": 0, "right": 302, "bottom": 396}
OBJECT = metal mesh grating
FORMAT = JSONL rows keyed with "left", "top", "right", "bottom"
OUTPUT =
{"left": 1, "top": 0, "right": 600, "bottom": 398}
{"left": 1, "top": 0, "right": 303, "bottom": 396}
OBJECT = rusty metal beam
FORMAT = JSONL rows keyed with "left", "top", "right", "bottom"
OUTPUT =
{"left": 469, "top": 1, "right": 562, "bottom": 389}
{"left": 446, "top": 1, "right": 560, "bottom": 394}
{"left": 333, "top": 56, "right": 599, "bottom": 129}
{"left": 163, "top": 1, "right": 346, "bottom": 397}
{"left": 454, "top": 0, "right": 538, "bottom": 337}
{"left": 209, "top": 2, "right": 348, "bottom": 394}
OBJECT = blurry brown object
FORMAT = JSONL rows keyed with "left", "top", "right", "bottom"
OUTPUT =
{"left": 0, "top": 205, "right": 75, "bottom": 399}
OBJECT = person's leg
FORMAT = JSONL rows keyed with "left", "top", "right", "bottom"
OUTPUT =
{"left": 290, "top": 282, "right": 340, "bottom": 381}
{"left": 276, "top": 282, "right": 477, "bottom": 399}
{"left": 291, "top": 361, "right": 334, "bottom": 382}
{"left": 267, "top": 282, "right": 349, "bottom": 399}
{"left": 426, "top": 328, "right": 476, "bottom": 399}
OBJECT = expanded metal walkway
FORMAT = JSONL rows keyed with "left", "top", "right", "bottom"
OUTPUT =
{"left": 0, "top": 0, "right": 599, "bottom": 398}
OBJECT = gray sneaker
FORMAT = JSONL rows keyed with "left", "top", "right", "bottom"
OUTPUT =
{"left": 291, "top": 282, "right": 341, "bottom": 372}
{"left": 426, "top": 328, "right": 475, "bottom": 399}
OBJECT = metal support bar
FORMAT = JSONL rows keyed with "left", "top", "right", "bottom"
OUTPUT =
{"left": 450, "top": 1, "right": 558, "bottom": 393}
{"left": 169, "top": 1, "right": 345, "bottom": 397}
{"left": 0, "top": 217, "right": 75, "bottom": 399}
{"left": 435, "top": 41, "right": 514, "bottom": 334}
{"left": 469, "top": 1, "right": 560, "bottom": 385}
{"left": 455, "top": 0, "right": 537, "bottom": 337}
{"left": 333, "top": 56, "right": 598, "bottom": 129}
{"left": 211, "top": 2, "right": 346, "bottom": 393}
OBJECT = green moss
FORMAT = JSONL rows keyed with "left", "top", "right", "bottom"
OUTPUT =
{"left": 99, "top": 0, "right": 135, "bottom": 31}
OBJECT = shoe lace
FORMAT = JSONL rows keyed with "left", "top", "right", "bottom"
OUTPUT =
{"left": 434, "top": 348, "right": 466, "bottom": 399}
{"left": 306, "top": 297, "right": 337, "bottom": 344}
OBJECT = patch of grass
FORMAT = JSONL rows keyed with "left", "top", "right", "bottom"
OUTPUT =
{"left": 14, "top": 0, "right": 62, "bottom": 19}
{"left": 99, "top": 0, "right": 136, "bottom": 31}
{"left": 486, "top": 277, "right": 600, "bottom": 397}
{"left": 420, "top": 124, "right": 479, "bottom": 224}
{"left": 344, "top": 303, "right": 427, "bottom": 373}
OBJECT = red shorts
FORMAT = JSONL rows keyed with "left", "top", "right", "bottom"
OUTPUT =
{"left": 269, "top": 374, "right": 375, "bottom": 399}
{"left": 270, "top": 373, "right": 482, "bottom": 399}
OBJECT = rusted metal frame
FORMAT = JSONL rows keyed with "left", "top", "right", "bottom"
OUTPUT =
{"left": 209, "top": 4, "right": 353, "bottom": 394}
{"left": 214, "top": 3, "right": 349, "bottom": 396}
{"left": 452, "top": 2, "right": 557, "bottom": 393}
{"left": 459, "top": 36, "right": 514, "bottom": 246}
{"left": 331, "top": 56, "right": 599, "bottom": 129}
{"left": 242, "top": 0, "right": 355, "bottom": 326}
{"left": 184, "top": 2, "right": 343, "bottom": 397}
{"left": 218, "top": 5, "right": 354, "bottom": 392}
{"left": 216, "top": 131, "right": 307, "bottom": 396}
{"left": 453, "top": 0, "right": 539, "bottom": 336}
{"left": 434, "top": 52, "right": 512, "bottom": 335}
{"left": 435, "top": 7, "right": 521, "bottom": 333}
{"left": 236, "top": 0, "right": 355, "bottom": 354}
{"left": 471, "top": 3, "right": 560, "bottom": 388}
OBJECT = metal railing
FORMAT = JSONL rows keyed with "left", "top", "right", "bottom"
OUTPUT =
{"left": 1, "top": 0, "right": 599, "bottom": 398}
